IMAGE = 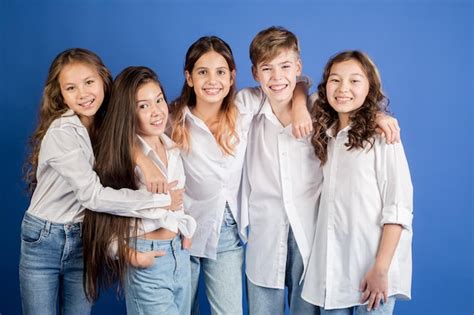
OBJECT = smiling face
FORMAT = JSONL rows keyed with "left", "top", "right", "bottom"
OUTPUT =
{"left": 253, "top": 49, "right": 302, "bottom": 108}
{"left": 58, "top": 62, "right": 105, "bottom": 128}
{"left": 326, "top": 59, "right": 370, "bottom": 127}
{"left": 135, "top": 81, "right": 168, "bottom": 142}
{"left": 185, "top": 50, "right": 234, "bottom": 109}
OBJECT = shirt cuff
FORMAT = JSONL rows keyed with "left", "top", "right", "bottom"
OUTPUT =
{"left": 380, "top": 204, "right": 413, "bottom": 230}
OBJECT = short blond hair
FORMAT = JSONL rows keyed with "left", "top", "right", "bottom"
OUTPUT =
{"left": 249, "top": 26, "right": 300, "bottom": 67}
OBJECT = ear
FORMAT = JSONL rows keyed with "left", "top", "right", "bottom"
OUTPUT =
{"left": 251, "top": 66, "right": 259, "bottom": 82}
{"left": 185, "top": 70, "right": 193, "bottom": 87}
{"left": 296, "top": 58, "right": 302, "bottom": 76}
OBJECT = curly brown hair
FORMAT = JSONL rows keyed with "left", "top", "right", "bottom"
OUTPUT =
{"left": 23, "top": 48, "right": 112, "bottom": 193}
{"left": 311, "top": 50, "right": 389, "bottom": 165}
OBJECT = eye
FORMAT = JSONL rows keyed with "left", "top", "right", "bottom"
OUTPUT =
{"left": 86, "top": 79, "right": 95, "bottom": 85}
{"left": 217, "top": 69, "right": 227, "bottom": 76}
{"left": 65, "top": 86, "right": 75, "bottom": 91}
{"left": 157, "top": 97, "right": 164, "bottom": 104}
{"left": 351, "top": 79, "right": 360, "bottom": 83}
{"left": 282, "top": 64, "right": 291, "bottom": 69}
{"left": 138, "top": 103, "right": 149, "bottom": 109}
{"left": 329, "top": 78, "right": 340, "bottom": 83}
{"left": 197, "top": 69, "right": 207, "bottom": 76}
{"left": 261, "top": 67, "right": 271, "bottom": 72}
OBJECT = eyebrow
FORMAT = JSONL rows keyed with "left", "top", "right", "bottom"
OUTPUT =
{"left": 328, "top": 72, "right": 365, "bottom": 77}
{"left": 62, "top": 76, "right": 97, "bottom": 86}
{"left": 136, "top": 92, "right": 163, "bottom": 103}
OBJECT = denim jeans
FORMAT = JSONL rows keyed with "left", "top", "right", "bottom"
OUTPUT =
{"left": 19, "top": 212, "right": 91, "bottom": 315}
{"left": 247, "top": 228, "right": 320, "bottom": 315}
{"left": 320, "top": 297, "right": 396, "bottom": 315}
{"left": 125, "top": 236, "right": 191, "bottom": 315}
{"left": 191, "top": 205, "right": 244, "bottom": 315}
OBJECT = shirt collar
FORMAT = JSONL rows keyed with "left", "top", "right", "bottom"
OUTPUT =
{"left": 326, "top": 122, "right": 351, "bottom": 139}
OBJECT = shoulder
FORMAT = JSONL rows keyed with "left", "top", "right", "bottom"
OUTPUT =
{"left": 235, "top": 87, "right": 265, "bottom": 113}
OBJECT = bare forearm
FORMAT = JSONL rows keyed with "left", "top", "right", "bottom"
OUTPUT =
{"left": 375, "top": 224, "right": 403, "bottom": 271}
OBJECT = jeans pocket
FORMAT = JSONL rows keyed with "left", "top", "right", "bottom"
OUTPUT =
{"left": 20, "top": 219, "right": 45, "bottom": 245}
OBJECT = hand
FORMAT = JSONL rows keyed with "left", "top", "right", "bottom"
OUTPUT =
{"left": 359, "top": 265, "right": 389, "bottom": 311}
{"left": 144, "top": 165, "right": 168, "bottom": 194}
{"left": 165, "top": 186, "right": 184, "bottom": 211}
{"left": 375, "top": 113, "right": 400, "bottom": 144}
{"left": 292, "top": 106, "right": 313, "bottom": 139}
{"left": 128, "top": 249, "right": 166, "bottom": 268}
{"left": 181, "top": 236, "right": 192, "bottom": 250}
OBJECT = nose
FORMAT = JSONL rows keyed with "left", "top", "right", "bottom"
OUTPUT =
{"left": 271, "top": 67, "right": 282, "bottom": 80}
{"left": 339, "top": 80, "right": 349, "bottom": 92}
{"left": 208, "top": 71, "right": 217, "bottom": 83}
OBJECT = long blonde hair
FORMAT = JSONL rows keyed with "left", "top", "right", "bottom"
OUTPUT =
{"left": 170, "top": 36, "right": 239, "bottom": 155}
{"left": 24, "top": 48, "right": 112, "bottom": 193}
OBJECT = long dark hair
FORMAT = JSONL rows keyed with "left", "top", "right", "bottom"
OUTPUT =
{"left": 311, "top": 50, "right": 389, "bottom": 164}
{"left": 24, "top": 48, "right": 112, "bottom": 193}
{"left": 82, "top": 66, "right": 165, "bottom": 302}
{"left": 170, "top": 36, "right": 239, "bottom": 155}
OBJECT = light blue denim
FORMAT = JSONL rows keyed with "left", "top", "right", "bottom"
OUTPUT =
{"left": 125, "top": 236, "right": 191, "bottom": 315}
{"left": 19, "top": 212, "right": 91, "bottom": 315}
{"left": 191, "top": 205, "right": 244, "bottom": 315}
{"left": 320, "top": 297, "right": 396, "bottom": 315}
{"left": 247, "top": 227, "right": 320, "bottom": 315}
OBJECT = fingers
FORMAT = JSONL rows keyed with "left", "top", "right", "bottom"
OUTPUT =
{"left": 372, "top": 292, "right": 384, "bottom": 310}
{"left": 360, "top": 289, "right": 370, "bottom": 304}
{"left": 152, "top": 250, "right": 166, "bottom": 257}
{"left": 293, "top": 123, "right": 314, "bottom": 139}
{"left": 366, "top": 291, "right": 378, "bottom": 311}
{"left": 168, "top": 180, "right": 178, "bottom": 190}
{"left": 182, "top": 238, "right": 192, "bottom": 250}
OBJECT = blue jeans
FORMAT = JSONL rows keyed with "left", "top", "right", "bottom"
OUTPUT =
{"left": 191, "top": 206, "right": 244, "bottom": 315}
{"left": 125, "top": 236, "right": 191, "bottom": 315}
{"left": 19, "top": 212, "right": 91, "bottom": 315}
{"left": 320, "top": 297, "right": 396, "bottom": 315}
{"left": 247, "top": 228, "right": 320, "bottom": 315}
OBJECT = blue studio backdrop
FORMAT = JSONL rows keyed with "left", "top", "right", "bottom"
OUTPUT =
{"left": 1, "top": 0, "right": 472, "bottom": 314}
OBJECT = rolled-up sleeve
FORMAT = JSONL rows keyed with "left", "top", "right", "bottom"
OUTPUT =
{"left": 376, "top": 140, "right": 413, "bottom": 230}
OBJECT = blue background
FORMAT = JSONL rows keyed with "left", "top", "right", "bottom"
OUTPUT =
{"left": 1, "top": 0, "right": 472, "bottom": 314}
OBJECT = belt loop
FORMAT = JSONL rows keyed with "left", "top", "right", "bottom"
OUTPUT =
{"left": 79, "top": 222, "right": 83, "bottom": 237}
{"left": 150, "top": 241, "right": 154, "bottom": 251}
{"left": 43, "top": 220, "right": 51, "bottom": 236}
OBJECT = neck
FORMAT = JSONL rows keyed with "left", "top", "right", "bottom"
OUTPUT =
{"left": 192, "top": 101, "right": 221, "bottom": 125}
{"left": 337, "top": 113, "right": 350, "bottom": 133}
{"left": 79, "top": 115, "right": 94, "bottom": 132}
{"left": 269, "top": 99, "right": 292, "bottom": 127}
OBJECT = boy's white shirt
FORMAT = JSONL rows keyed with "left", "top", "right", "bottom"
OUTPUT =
{"left": 240, "top": 87, "right": 323, "bottom": 290}
{"left": 27, "top": 109, "right": 171, "bottom": 224}
{"left": 301, "top": 124, "right": 413, "bottom": 309}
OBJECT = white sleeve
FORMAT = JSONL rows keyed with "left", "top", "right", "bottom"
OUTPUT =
{"left": 375, "top": 139, "right": 414, "bottom": 230}
{"left": 235, "top": 87, "right": 265, "bottom": 117}
{"left": 41, "top": 127, "right": 171, "bottom": 218}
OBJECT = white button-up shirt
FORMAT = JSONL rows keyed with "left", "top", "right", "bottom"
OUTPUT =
{"left": 240, "top": 87, "right": 323, "bottom": 289}
{"left": 182, "top": 90, "right": 260, "bottom": 259}
{"left": 301, "top": 126, "right": 413, "bottom": 309}
{"left": 26, "top": 110, "right": 171, "bottom": 224}
{"left": 134, "top": 135, "right": 196, "bottom": 238}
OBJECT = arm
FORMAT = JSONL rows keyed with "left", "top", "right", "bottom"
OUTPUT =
{"left": 359, "top": 224, "right": 402, "bottom": 311}
{"left": 42, "top": 126, "right": 172, "bottom": 219}
{"left": 375, "top": 112, "right": 401, "bottom": 144}
{"left": 133, "top": 144, "right": 169, "bottom": 194}
{"left": 360, "top": 139, "right": 413, "bottom": 310}
{"left": 291, "top": 79, "right": 312, "bottom": 139}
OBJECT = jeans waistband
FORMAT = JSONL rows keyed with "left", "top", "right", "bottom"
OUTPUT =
{"left": 23, "top": 212, "right": 82, "bottom": 234}
{"left": 132, "top": 235, "right": 182, "bottom": 252}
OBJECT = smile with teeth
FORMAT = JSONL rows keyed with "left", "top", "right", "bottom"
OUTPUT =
{"left": 335, "top": 96, "right": 352, "bottom": 103}
{"left": 151, "top": 118, "right": 164, "bottom": 127}
{"left": 269, "top": 84, "right": 288, "bottom": 92}
{"left": 203, "top": 87, "right": 222, "bottom": 95}
{"left": 78, "top": 99, "right": 95, "bottom": 108}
